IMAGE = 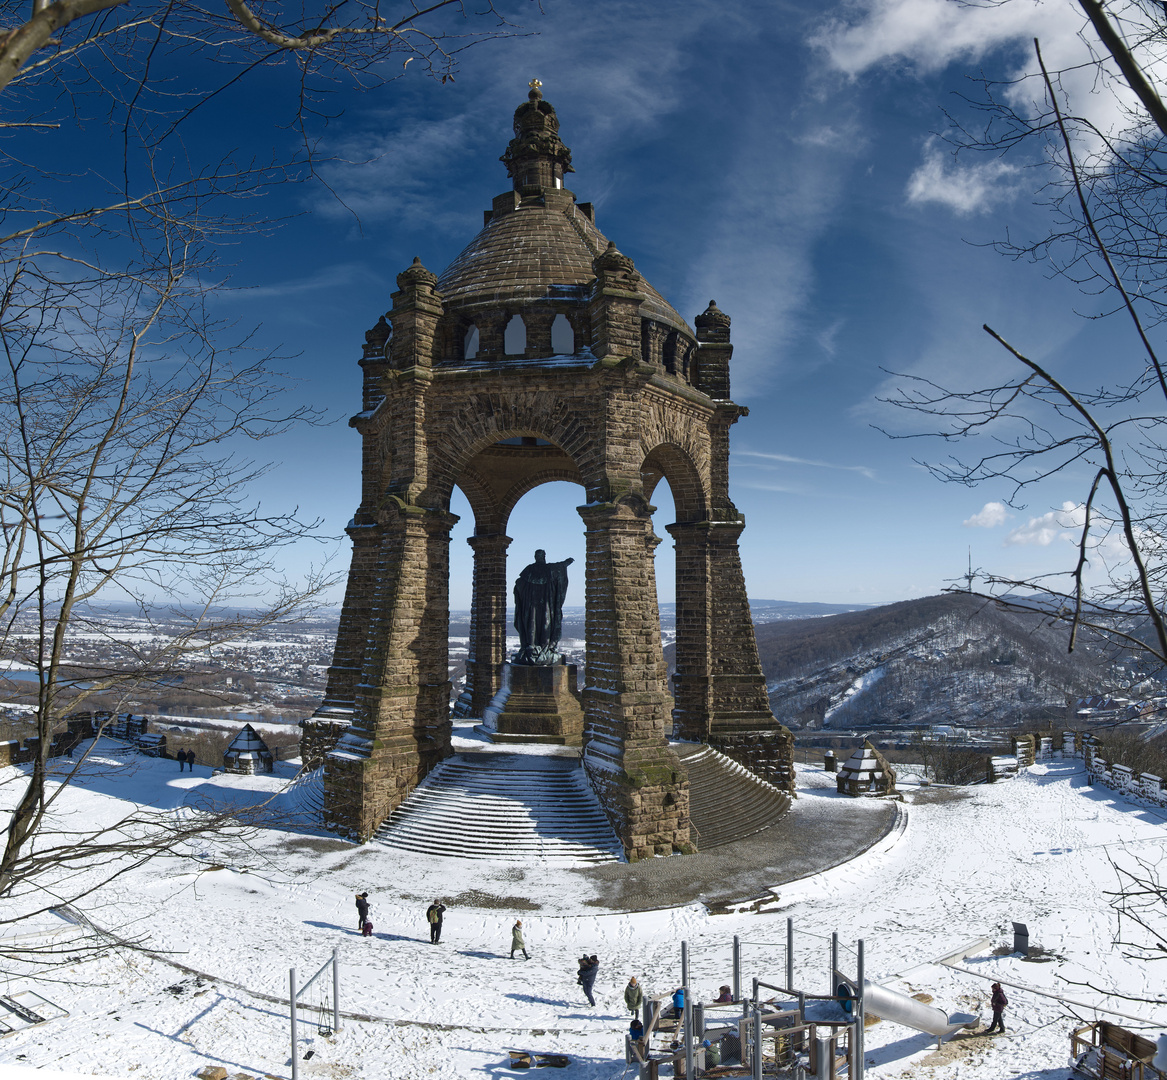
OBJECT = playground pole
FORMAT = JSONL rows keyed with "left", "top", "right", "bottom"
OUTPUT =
{"left": 753, "top": 1007, "right": 763, "bottom": 1080}
{"left": 786, "top": 917, "right": 794, "bottom": 991}
{"left": 683, "top": 985, "right": 693, "bottom": 1080}
{"left": 733, "top": 935, "right": 741, "bottom": 1003}
{"left": 681, "top": 940, "right": 689, "bottom": 998}
{"left": 831, "top": 932, "right": 838, "bottom": 994}
{"left": 289, "top": 967, "right": 298, "bottom": 1080}
{"left": 332, "top": 948, "right": 341, "bottom": 1034}
{"left": 856, "top": 939, "right": 866, "bottom": 1080}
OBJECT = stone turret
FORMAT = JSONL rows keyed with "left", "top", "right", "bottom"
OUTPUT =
{"left": 501, "top": 78, "right": 575, "bottom": 193}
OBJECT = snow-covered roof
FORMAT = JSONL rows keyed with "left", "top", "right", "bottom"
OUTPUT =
{"left": 225, "top": 723, "right": 271, "bottom": 755}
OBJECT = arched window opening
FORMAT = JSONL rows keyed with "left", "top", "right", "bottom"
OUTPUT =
{"left": 464, "top": 325, "right": 480, "bottom": 360}
{"left": 504, "top": 315, "right": 527, "bottom": 355}
{"left": 551, "top": 314, "right": 574, "bottom": 355}
{"left": 663, "top": 331, "right": 679, "bottom": 375}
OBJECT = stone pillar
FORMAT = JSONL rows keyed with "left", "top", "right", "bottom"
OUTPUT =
{"left": 579, "top": 497, "right": 691, "bottom": 860}
{"left": 324, "top": 500, "right": 457, "bottom": 841}
{"left": 589, "top": 243, "right": 645, "bottom": 361}
{"left": 694, "top": 301, "right": 731, "bottom": 400}
{"left": 462, "top": 533, "right": 512, "bottom": 718}
{"left": 314, "top": 520, "right": 383, "bottom": 724}
{"left": 524, "top": 312, "right": 555, "bottom": 359}
{"left": 477, "top": 312, "right": 507, "bottom": 359}
{"left": 667, "top": 520, "right": 712, "bottom": 742}
{"left": 706, "top": 518, "right": 778, "bottom": 727}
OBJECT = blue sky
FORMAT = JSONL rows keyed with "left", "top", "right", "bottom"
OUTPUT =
{"left": 158, "top": 0, "right": 1147, "bottom": 610}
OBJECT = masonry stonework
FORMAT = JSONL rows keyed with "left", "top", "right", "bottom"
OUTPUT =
{"left": 317, "top": 84, "right": 793, "bottom": 856}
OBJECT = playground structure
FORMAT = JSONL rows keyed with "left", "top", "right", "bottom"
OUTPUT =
{"left": 289, "top": 949, "right": 341, "bottom": 1080}
{"left": 625, "top": 920, "right": 977, "bottom": 1079}
{"left": 1071, "top": 1022, "right": 1166, "bottom": 1080}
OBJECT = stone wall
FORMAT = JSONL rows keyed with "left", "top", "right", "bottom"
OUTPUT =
{"left": 299, "top": 718, "right": 347, "bottom": 770}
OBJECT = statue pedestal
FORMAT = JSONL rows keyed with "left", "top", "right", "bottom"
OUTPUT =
{"left": 478, "top": 663, "right": 584, "bottom": 745}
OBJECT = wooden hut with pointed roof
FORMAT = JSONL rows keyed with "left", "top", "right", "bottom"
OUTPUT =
{"left": 837, "top": 742, "right": 896, "bottom": 797}
{"left": 223, "top": 723, "right": 274, "bottom": 774}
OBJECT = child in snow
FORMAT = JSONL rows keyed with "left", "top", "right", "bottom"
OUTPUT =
{"left": 624, "top": 976, "right": 643, "bottom": 1016}
{"left": 510, "top": 919, "right": 529, "bottom": 960}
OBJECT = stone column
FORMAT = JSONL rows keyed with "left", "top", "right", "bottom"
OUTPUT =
{"left": 477, "top": 312, "right": 507, "bottom": 359}
{"left": 323, "top": 500, "right": 457, "bottom": 840}
{"left": 463, "top": 533, "right": 512, "bottom": 718}
{"left": 667, "top": 520, "right": 712, "bottom": 742}
{"left": 579, "top": 497, "right": 691, "bottom": 860}
{"left": 523, "top": 312, "right": 555, "bottom": 359}
{"left": 314, "top": 520, "right": 382, "bottom": 725}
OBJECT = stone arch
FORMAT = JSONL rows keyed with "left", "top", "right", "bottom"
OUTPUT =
{"left": 641, "top": 442, "right": 708, "bottom": 524}
{"left": 498, "top": 467, "right": 585, "bottom": 525}
{"left": 663, "top": 330, "right": 680, "bottom": 375}
{"left": 504, "top": 314, "right": 526, "bottom": 355}
{"left": 427, "top": 394, "right": 604, "bottom": 509}
{"left": 551, "top": 314, "right": 574, "bottom": 355}
{"left": 453, "top": 465, "right": 504, "bottom": 534}
{"left": 463, "top": 323, "right": 480, "bottom": 360}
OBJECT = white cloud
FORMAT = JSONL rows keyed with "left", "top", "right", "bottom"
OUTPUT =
{"left": 1005, "top": 500, "right": 1085, "bottom": 545}
{"left": 907, "top": 143, "right": 1019, "bottom": 214}
{"left": 737, "top": 450, "right": 877, "bottom": 481}
{"left": 815, "top": 0, "right": 1166, "bottom": 196}
{"left": 964, "top": 501, "right": 1011, "bottom": 528}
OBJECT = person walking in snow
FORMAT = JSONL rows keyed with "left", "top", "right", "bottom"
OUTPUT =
{"left": 579, "top": 954, "right": 599, "bottom": 1007}
{"left": 176, "top": 749, "right": 187, "bottom": 772}
{"left": 355, "top": 892, "right": 369, "bottom": 932}
{"left": 984, "top": 983, "right": 1008, "bottom": 1034}
{"left": 510, "top": 919, "right": 529, "bottom": 960}
{"left": 624, "top": 976, "right": 643, "bottom": 1016}
{"left": 426, "top": 899, "right": 447, "bottom": 944}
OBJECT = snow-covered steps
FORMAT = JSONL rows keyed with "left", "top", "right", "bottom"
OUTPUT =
{"left": 375, "top": 753, "right": 622, "bottom": 864}
{"left": 677, "top": 743, "right": 791, "bottom": 849}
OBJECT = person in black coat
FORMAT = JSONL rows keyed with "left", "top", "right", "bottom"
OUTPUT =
{"left": 355, "top": 892, "right": 369, "bottom": 932}
{"left": 579, "top": 954, "right": 599, "bottom": 1007}
{"left": 426, "top": 899, "right": 447, "bottom": 944}
{"left": 984, "top": 983, "right": 1008, "bottom": 1034}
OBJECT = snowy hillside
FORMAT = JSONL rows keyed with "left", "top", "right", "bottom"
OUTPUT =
{"left": 755, "top": 593, "right": 1112, "bottom": 733}
{"left": 1, "top": 741, "right": 1164, "bottom": 1079}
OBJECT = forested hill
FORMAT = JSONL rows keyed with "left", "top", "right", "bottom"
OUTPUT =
{"left": 749, "top": 593, "right": 1107, "bottom": 732}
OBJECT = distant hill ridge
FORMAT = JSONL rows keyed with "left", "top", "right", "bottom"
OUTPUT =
{"left": 676, "top": 593, "right": 1105, "bottom": 733}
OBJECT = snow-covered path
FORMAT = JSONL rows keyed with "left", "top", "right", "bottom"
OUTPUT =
{"left": 2, "top": 754, "right": 1164, "bottom": 1079}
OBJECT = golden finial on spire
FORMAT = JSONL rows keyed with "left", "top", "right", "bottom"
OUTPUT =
{"left": 529, "top": 78, "right": 542, "bottom": 91}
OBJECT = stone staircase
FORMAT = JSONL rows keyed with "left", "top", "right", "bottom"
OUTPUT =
{"left": 375, "top": 753, "right": 621, "bottom": 864}
{"left": 676, "top": 743, "right": 791, "bottom": 849}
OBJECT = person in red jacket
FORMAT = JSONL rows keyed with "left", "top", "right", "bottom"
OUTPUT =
{"left": 984, "top": 983, "right": 1008, "bottom": 1034}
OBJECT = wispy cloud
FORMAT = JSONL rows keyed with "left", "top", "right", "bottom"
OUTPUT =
{"left": 737, "top": 449, "right": 877, "bottom": 480}
{"left": 964, "top": 501, "right": 1012, "bottom": 528}
{"left": 813, "top": 0, "right": 1157, "bottom": 200}
{"left": 907, "top": 142, "right": 1019, "bottom": 215}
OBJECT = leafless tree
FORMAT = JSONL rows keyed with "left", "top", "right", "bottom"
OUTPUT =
{"left": 0, "top": 0, "right": 526, "bottom": 968}
{"left": 885, "top": 5, "right": 1167, "bottom": 678}
{"left": 884, "top": 0, "right": 1167, "bottom": 994}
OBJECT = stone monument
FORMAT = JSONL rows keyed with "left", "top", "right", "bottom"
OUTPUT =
{"left": 479, "top": 550, "right": 584, "bottom": 745}
{"left": 314, "top": 82, "right": 793, "bottom": 859}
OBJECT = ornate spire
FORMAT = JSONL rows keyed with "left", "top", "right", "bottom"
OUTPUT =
{"left": 500, "top": 82, "right": 574, "bottom": 193}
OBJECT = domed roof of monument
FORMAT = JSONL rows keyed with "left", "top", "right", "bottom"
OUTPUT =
{"left": 436, "top": 85, "right": 692, "bottom": 337}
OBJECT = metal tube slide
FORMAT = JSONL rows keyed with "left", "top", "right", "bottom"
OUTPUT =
{"left": 838, "top": 979, "right": 977, "bottom": 1038}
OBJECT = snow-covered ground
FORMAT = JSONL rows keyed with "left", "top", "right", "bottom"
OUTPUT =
{"left": 1, "top": 748, "right": 1165, "bottom": 1079}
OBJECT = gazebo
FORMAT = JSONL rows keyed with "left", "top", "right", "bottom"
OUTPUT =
{"left": 223, "top": 724, "right": 274, "bottom": 774}
{"left": 836, "top": 742, "right": 896, "bottom": 798}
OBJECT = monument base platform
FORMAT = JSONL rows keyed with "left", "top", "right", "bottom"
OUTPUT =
{"left": 478, "top": 663, "right": 584, "bottom": 746}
